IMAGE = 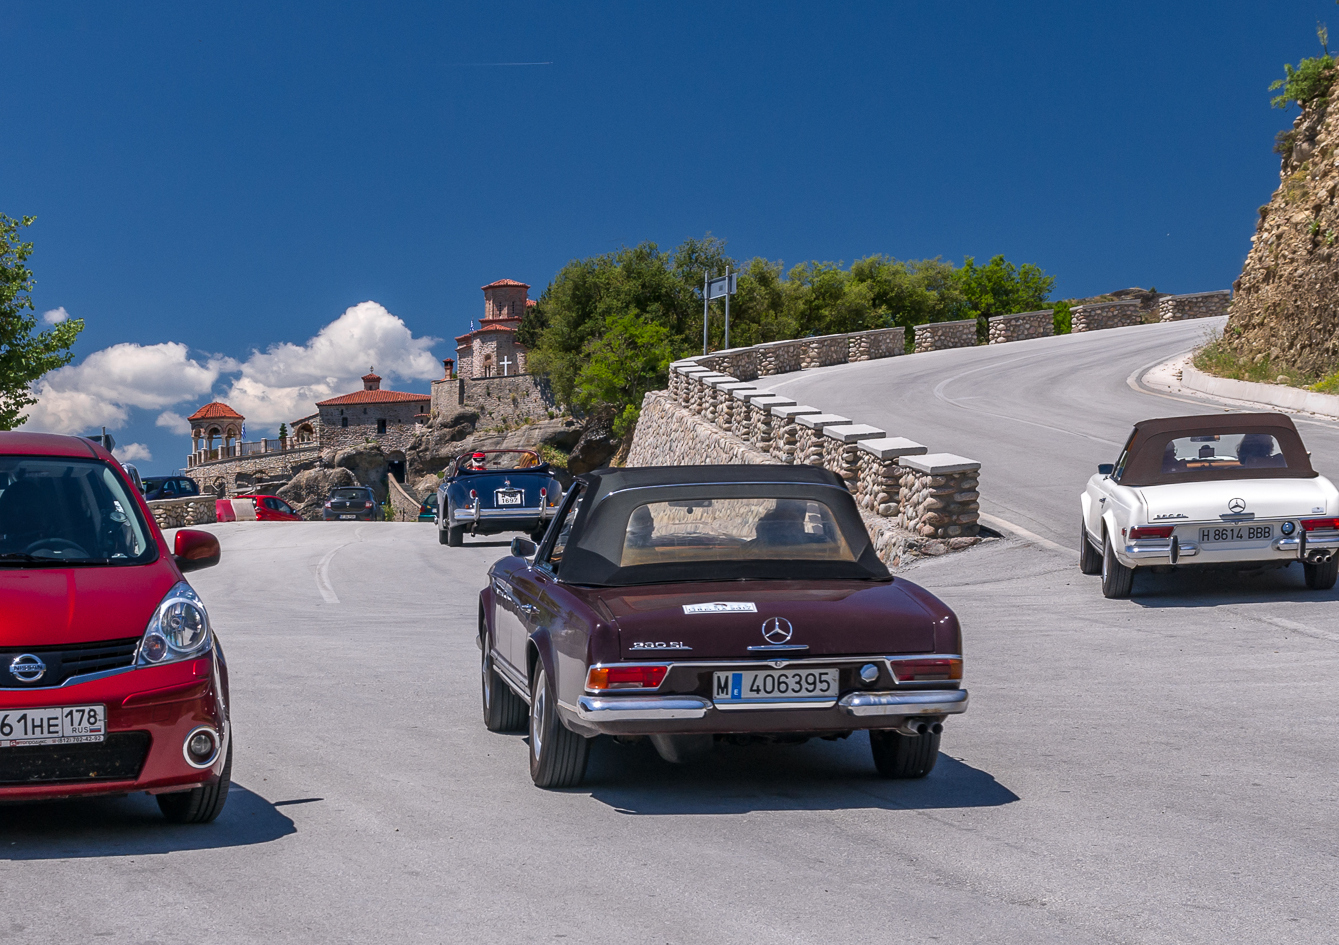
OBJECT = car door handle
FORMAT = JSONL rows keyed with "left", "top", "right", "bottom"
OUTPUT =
{"left": 519, "top": 603, "right": 539, "bottom": 616}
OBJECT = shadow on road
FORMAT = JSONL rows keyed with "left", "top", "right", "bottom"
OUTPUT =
{"left": 0, "top": 784, "right": 295, "bottom": 860}
{"left": 580, "top": 735, "right": 1018, "bottom": 815}
{"left": 1127, "top": 563, "right": 1338, "bottom": 607}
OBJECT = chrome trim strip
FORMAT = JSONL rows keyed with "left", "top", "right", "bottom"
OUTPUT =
{"left": 576, "top": 695, "right": 711, "bottom": 721}
{"left": 714, "top": 698, "right": 837, "bottom": 711}
{"left": 182, "top": 725, "right": 221, "bottom": 769}
{"left": 745, "top": 644, "right": 810, "bottom": 653}
{"left": 1124, "top": 539, "right": 1199, "bottom": 559}
{"left": 490, "top": 648, "right": 531, "bottom": 702}
{"left": 839, "top": 689, "right": 969, "bottom": 717}
{"left": 1, "top": 664, "right": 138, "bottom": 692}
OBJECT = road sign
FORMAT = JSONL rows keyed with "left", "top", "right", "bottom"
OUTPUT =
{"left": 707, "top": 273, "right": 736, "bottom": 300}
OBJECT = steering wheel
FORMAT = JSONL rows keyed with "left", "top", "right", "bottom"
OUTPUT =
{"left": 24, "top": 538, "right": 91, "bottom": 558}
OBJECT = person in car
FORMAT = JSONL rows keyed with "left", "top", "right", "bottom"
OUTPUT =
{"left": 1238, "top": 433, "right": 1285, "bottom": 468}
{"left": 463, "top": 452, "right": 489, "bottom": 472}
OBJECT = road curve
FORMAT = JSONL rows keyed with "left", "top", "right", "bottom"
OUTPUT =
{"left": 766, "top": 317, "right": 1339, "bottom": 546}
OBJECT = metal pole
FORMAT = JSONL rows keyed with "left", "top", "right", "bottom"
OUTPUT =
{"left": 703, "top": 272, "right": 709, "bottom": 355}
{"left": 723, "top": 266, "right": 731, "bottom": 350}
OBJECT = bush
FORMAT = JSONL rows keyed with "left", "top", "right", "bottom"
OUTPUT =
{"left": 1193, "top": 332, "right": 1316, "bottom": 386}
{"left": 1270, "top": 55, "right": 1336, "bottom": 110}
{"left": 1052, "top": 301, "right": 1072, "bottom": 335}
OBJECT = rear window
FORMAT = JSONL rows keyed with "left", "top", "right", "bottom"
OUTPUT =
{"left": 0, "top": 457, "right": 155, "bottom": 566}
{"left": 618, "top": 497, "right": 855, "bottom": 568}
{"left": 1161, "top": 434, "right": 1288, "bottom": 474}
{"left": 332, "top": 488, "right": 369, "bottom": 499}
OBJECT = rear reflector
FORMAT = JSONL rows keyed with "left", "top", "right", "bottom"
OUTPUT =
{"left": 1128, "top": 526, "right": 1174, "bottom": 540}
{"left": 889, "top": 657, "right": 963, "bottom": 683}
{"left": 1301, "top": 517, "right": 1339, "bottom": 532}
{"left": 586, "top": 665, "right": 668, "bottom": 691}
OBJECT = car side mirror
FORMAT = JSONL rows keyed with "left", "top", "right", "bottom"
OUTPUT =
{"left": 1097, "top": 464, "right": 1114, "bottom": 476}
{"left": 510, "top": 537, "right": 537, "bottom": 559}
{"left": 174, "top": 529, "right": 221, "bottom": 572}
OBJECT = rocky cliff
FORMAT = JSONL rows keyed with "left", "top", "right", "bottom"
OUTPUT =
{"left": 1226, "top": 78, "right": 1339, "bottom": 378}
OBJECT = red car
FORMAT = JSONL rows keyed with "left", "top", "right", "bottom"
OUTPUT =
{"left": 216, "top": 493, "right": 303, "bottom": 522}
{"left": 0, "top": 432, "right": 232, "bottom": 823}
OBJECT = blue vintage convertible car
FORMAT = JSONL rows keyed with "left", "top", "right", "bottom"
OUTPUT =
{"left": 437, "top": 449, "right": 564, "bottom": 547}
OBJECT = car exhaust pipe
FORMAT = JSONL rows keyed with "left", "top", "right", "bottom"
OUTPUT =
{"left": 896, "top": 719, "right": 930, "bottom": 736}
{"left": 930, "top": 722, "right": 943, "bottom": 735}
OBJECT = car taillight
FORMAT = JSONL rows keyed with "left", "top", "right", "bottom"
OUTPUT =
{"left": 1301, "top": 517, "right": 1339, "bottom": 532}
{"left": 540, "top": 487, "right": 546, "bottom": 499}
{"left": 364, "top": 501, "right": 373, "bottom": 508}
{"left": 324, "top": 501, "right": 332, "bottom": 507}
{"left": 585, "top": 665, "right": 668, "bottom": 691}
{"left": 888, "top": 657, "right": 963, "bottom": 683}
{"left": 1128, "top": 526, "right": 1174, "bottom": 540}
{"left": 469, "top": 489, "right": 478, "bottom": 500}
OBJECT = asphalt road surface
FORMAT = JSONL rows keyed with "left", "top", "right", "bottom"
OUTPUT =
{"left": 4, "top": 321, "right": 1338, "bottom": 944}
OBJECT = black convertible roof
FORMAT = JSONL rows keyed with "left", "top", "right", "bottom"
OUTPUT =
{"left": 577, "top": 463, "right": 844, "bottom": 495}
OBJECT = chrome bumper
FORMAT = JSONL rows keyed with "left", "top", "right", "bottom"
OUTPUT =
{"left": 574, "top": 688, "right": 967, "bottom": 722}
{"left": 1124, "top": 539, "right": 1199, "bottom": 560}
{"left": 454, "top": 506, "right": 546, "bottom": 522}
{"left": 1274, "top": 534, "right": 1339, "bottom": 552}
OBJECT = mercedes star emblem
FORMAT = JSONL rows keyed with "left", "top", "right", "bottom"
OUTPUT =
{"left": 9, "top": 653, "right": 47, "bottom": 683}
{"left": 1228, "top": 498, "right": 1247, "bottom": 514}
{"left": 761, "top": 617, "right": 793, "bottom": 644}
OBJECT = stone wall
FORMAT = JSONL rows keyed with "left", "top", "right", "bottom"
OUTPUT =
{"left": 1071, "top": 300, "right": 1141, "bottom": 333}
{"left": 693, "top": 326, "right": 907, "bottom": 380}
{"left": 318, "top": 400, "right": 426, "bottom": 456}
{"left": 147, "top": 496, "right": 218, "bottom": 529}
{"left": 186, "top": 446, "right": 322, "bottom": 498}
{"left": 1158, "top": 290, "right": 1230, "bottom": 322}
{"left": 431, "top": 374, "right": 557, "bottom": 428}
{"left": 387, "top": 475, "right": 422, "bottom": 522}
{"left": 914, "top": 319, "right": 978, "bottom": 353}
{"left": 988, "top": 310, "right": 1054, "bottom": 344}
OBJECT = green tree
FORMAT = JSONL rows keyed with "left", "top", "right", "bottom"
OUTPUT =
{"left": 1, "top": 215, "right": 84, "bottom": 430}
{"left": 573, "top": 313, "right": 674, "bottom": 436}
{"left": 957, "top": 254, "right": 1055, "bottom": 341}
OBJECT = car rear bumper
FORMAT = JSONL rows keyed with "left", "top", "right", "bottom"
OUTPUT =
{"left": 0, "top": 658, "right": 229, "bottom": 802}
{"left": 562, "top": 688, "right": 967, "bottom": 736}
{"left": 323, "top": 511, "right": 374, "bottom": 520}
{"left": 1120, "top": 532, "right": 1339, "bottom": 567}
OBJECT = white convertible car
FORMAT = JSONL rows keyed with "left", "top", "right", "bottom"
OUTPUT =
{"left": 1080, "top": 413, "right": 1339, "bottom": 598}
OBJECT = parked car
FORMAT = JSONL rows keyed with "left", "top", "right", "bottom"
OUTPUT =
{"left": 323, "top": 485, "right": 377, "bottom": 521}
{"left": 477, "top": 464, "right": 968, "bottom": 788}
{"left": 0, "top": 431, "right": 231, "bottom": 822}
{"left": 418, "top": 492, "right": 438, "bottom": 522}
{"left": 1080, "top": 413, "right": 1339, "bottom": 598}
{"left": 437, "top": 449, "right": 563, "bottom": 547}
{"left": 142, "top": 476, "right": 202, "bottom": 501}
{"left": 216, "top": 494, "right": 303, "bottom": 522}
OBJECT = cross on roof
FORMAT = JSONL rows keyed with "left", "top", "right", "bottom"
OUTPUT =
{"left": 500, "top": 355, "right": 513, "bottom": 376}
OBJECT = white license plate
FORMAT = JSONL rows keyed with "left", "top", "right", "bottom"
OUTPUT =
{"left": 496, "top": 491, "right": 523, "bottom": 506}
{"left": 339, "top": 514, "right": 356, "bottom": 519}
{"left": 0, "top": 704, "right": 106, "bottom": 748}
{"left": 1199, "top": 525, "right": 1273, "bottom": 543}
{"left": 713, "top": 669, "right": 839, "bottom": 706}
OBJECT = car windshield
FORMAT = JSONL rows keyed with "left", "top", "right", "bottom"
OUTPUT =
{"left": 458, "top": 450, "right": 541, "bottom": 472}
{"left": 618, "top": 497, "right": 856, "bottom": 567}
{"left": 1161, "top": 434, "right": 1289, "bottom": 474}
{"left": 0, "top": 456, "right": 155, "bottom": 566}
{"left": 332, "top": 488, "right": 368, "bottom": 499}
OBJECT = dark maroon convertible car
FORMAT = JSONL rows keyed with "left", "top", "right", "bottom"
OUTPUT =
{"left": 478, "top": 465, "right": 969, "bottom": 788}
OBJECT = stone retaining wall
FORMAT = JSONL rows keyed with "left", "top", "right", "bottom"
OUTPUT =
{"left": 186, "top": 446, "right": 321, "bottom": 499}
{"left": 147, "top": 496, "right": 218, "bottom": 530}
{"left": 913, "top": 319, "right": 977, "bottom": 353}
{"left": 1071, "top": 299, "right": 1141, "bottom": 333}
{"left": 387, "top": 476, "right": 422, "bottom": 522}
{"left": 988, "top": 310, "right": 1054, "bottom": 344}
{"left": 1158, "top": 290, "right": 1230, "bottom": 322}
{"left": 694, "top": 326, "right": 907, "bottom": 381}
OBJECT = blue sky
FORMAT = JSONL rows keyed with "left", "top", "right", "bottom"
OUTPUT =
{"left": 2, "top": 1, "right": 1330, "bottom": 471}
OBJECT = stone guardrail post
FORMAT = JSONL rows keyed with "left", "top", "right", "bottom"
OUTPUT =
{"left": 1157, "top": 290, "right": 1230, "bottom": 322}
{"left": 147, "top": 496, "right": 218, "bottom": 530}
{"left": 896, "top": 454, "right": 981, "bottom": 547}
{"left": 795, "top": 413, "right": 851, "bottom": 466}
{"left": 855, "top": 437, "right": 929, "bottom": 515}
{"left": 913, "top": 319, "right": 978, "bottom": 353}
{"left": 820, "top": 423, "right": 886, "bottom": 490}
{"left": 769, "top": 404, "right": 822, "bottom": 463}
{"left": 1070, "top": 299, "right": 1141, "bottom": 333}
{"left": 987, "top": 310, "right": 1054, "bottom": 344}
{"left": 744, "top": 394, "right": 796, "bottom": 452}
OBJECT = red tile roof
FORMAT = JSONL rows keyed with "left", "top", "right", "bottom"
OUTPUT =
{"left": 362, "top": 372, "right": 381, "bottom": 382}
{"left": 481, "top": 278, "right": 530, "bottom": 290}
{"left": 187, "top": 402, "right": 244, "bottom": 422}
{"left": 315, "top": 390, "right": 430, "bottom": 407}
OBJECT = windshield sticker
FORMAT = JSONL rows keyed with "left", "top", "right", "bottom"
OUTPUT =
{"left": 683, "top": 602, "right": 757, "bottom": 614}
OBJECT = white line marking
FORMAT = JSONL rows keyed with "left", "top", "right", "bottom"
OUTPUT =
{"left": 316, "top": 542, "right": 351, "bottom": 603}
{"left": 978, "top": 512, "right": 1078, "bottom": 559}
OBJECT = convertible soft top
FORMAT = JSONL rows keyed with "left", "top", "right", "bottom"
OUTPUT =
{"left": 558, "top": 465, "right": 891, "bottom": 586}
{"left": 1118, "top": 413, "right": 1317, "bottom": 487}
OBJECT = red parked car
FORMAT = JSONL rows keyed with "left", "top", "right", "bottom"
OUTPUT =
{"left": 0, "top": 432, "right": 232, "bottom": 822}
{"left": 216, "top": 493, "right": 303, "bottom": 522}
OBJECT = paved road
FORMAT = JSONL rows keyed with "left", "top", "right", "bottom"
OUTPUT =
{"left": 4, "top": 323, "right": 1339, "bottom": 944}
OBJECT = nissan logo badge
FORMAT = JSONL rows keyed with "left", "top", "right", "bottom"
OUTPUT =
{"left": 9, "top": 654, "right": 47, "bottom": 683}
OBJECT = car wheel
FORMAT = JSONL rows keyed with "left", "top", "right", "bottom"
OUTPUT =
{"left": 1079, "top": 517, "right": 1102, "bottom": 575}
{"left": 1101, "top": 530, "right": 1134, "bottom": 599}
{"left": 482, "top": 646, "right": 527, "bottom": 732}
{"left": 869, "top": 729, "right": 939, "bottom": 778}
{"left": 447, "top": 525, "right": 464, "bottom": 547}
{"left": 157, "top": 738, "right": 232, "bottom": 824}
{"left": 528, "top": 665, "right": 589, "bottom": 789}
{"left": 1304, "top": 556, "right": 1339, "bottom": 590}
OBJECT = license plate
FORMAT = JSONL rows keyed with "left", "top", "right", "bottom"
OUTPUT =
{"left": 496, "top": 491, "right": 523, "bottom": 506}
{"left": 1199, "top": 525, "right": 1273, "bottom": 543}
{"left": 1, "top": 704, "right": 106, "bottom": 747}
{"left": 713, "top": 669, "right": 839, "bottom": 706}
{"left": 339, "top": 514, "right": 356, "bottom": 519}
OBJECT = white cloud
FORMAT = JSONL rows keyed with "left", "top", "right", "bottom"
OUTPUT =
{"left": 20, "top": 300, "right": 441, "bottom": 437}
{"left": 155, "top": 410, "right": 191, "bottom": 434}
{"left": 43, "top": 307, "right": 70, "bottom": 325}
{"left": 113, "top": 443, "right": 152, "bottom": 462}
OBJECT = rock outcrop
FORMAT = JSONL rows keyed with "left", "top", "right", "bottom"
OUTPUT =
{"left": 1226, "top": 81, "right": 1339, "bottom": 377}
{"left": 277, "top": 467, "right": 358, "bottom": 519}
{"left": 333, "top": 445, "right": 391, "bottom": 502}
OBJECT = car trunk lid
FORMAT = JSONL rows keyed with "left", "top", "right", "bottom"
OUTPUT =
{"left": 1139, "top": 479, "right": 1332, "bottom": 523}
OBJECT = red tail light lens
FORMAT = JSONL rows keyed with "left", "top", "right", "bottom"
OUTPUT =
{"left": 1301, "top": 517, "right": 1339, "bottom": 532}
{"left": 469, "top": 489, "right": 478, "bottom": 500}
{"left": 1128, "top": 526, "right": 1174, "bottom": 540}
{"left": 364, "top": 501, "right": 373, "bottom": 508}
{"left": 585, "top": 665, "right": 668, "bottom": 691}
{"left": 540, "top": 487, "right": 547, "bottom": 499}
{"left": 888, "top": 657, "right": 963, "bottom": 683}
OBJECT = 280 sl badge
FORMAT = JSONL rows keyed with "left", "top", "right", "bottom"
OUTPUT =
{"left": 630, "top": 641, "right": 692, "bottom": 650}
